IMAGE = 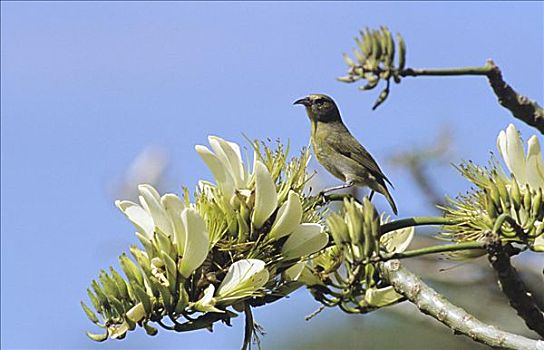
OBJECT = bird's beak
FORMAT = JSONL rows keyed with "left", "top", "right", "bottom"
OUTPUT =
{"left": 293, "top": 97, "right": 311, "bottom": 107}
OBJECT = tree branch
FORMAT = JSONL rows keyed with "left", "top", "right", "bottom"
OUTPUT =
{"left": 486, "top": 232, "right": 544, "bottom": 338}
{"left": 381, "top": 241, "right": 485, "bottom": 260}
{"left": 399, "top": 60, "right": 544, "bottom": 134}
{"left": 380, "top": 260, "right": 544, "bottom": 349}
{"left": 485, "top": 60, "right": 544, "bottom": 134}
{"left": 379, "top": 216, "right": 460, "bottom": 235}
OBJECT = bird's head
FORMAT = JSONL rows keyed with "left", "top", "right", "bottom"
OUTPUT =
{"left": 293, "top": 94, "right": 341, "bottom": 123}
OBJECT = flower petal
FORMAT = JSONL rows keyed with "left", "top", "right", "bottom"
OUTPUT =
{"left": 268, "top": 191, "right": 303, "bottom": 240}
{"left": 283, "top": 262, "right": 323, "bottom": 286}
{"left": 138, "top": 184, "right": 173, "bottom": 237}
{"left": 115, "top": 200, "right": 154, "bottom": 239}
{"left": 282, "top": 224, "right": 328, "bottom": 260}
{"left": 108, "top": 322, "right": 129, "bottom": 339}
{"left": 380, "top": 226, "right": 415, "bottom": 254}
{"left": 178, "top": 208, "right": 209, "bottom": 278}
{"left": 505, "top": 124, "right": 527, "bottom": 183}
{"left": 193, "top": 284, "right": 223, "bottom": 313}
{"left": 363, "top": 286, "right": 403, "bottom": 307}
{"left": 217, "top": 259, "right": 269, "bottom": 301}
{"left": 209, "top": 136, "right": 247, "bottom": 188}
{"left": 526, "top": 136, "right": 544, "bottom": 189}
{"left": 161, "top": 194, "right": 186, "bottom": 254}
{"left": 251, "top": 161, "right": 278, "bottom": 229}
{"left": 195, "top": 145, "right": 234, "bottom": 197}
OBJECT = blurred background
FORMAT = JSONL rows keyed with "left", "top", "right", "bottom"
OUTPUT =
{"left": 1, "top": 2, "right": 543, "bottom": 349}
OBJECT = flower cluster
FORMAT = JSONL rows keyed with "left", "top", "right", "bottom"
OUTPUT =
{"left": 82, "top": 137, "right": 328, "bottom": 341}
{"left": 284, "top": 198, "right": 414, "bottom": 314}
{"left": 442, "top": 124, "right": 544, "bottom": 252}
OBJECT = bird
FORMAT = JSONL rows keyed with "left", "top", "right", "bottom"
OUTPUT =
{"left": 293, "top": 93, "right": 398, "bottom": 215}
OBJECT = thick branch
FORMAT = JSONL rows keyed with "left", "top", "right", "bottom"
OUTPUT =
{"left": 380, "top": 260, "right": 544, "bottom": 350}
{"left": 486, "top": 233, "right": 544, "bottom": 338}
{"left": 485, "top": 60, "right": 544, "bottom": 134}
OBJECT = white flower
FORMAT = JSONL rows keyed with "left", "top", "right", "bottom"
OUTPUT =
{"left": 283, "top": 262, "right": 324, "bottom": 286}
{"left": 177, "top": 208, "right": 210, "bottom": 278}
{"left": 268, "top": 191, "right": 303, "bottom": 240}
{"left": 362, "top": 286, "right": 403, "bottom": 308}
{"left": 379, "top": 224, "right": 415, "bottom": 254}
{"left": 116, "top": 184, "right": 210, "bottom": 278}
{"left": 195, "top": 136, "right": 327, "bottom": 259}
{"left": 193, "top": 284, "right": 223, "bottom": 313}
{"left": 497, "top": 123, "right": 544, "bottom": 189}
{"left": 281, "top": 223, "right": 328, "bottom": 260}
{"left": 195, "top": 136, "right": 250, "bottom": 199}
{"left": 216, "top": 259, "right": 269, "bottom": 303}
{"left": 251, "top": 161, "right": 278, "bottom": 228}
{"left": 115, "top": 184, "right": 180, "bottom": 239}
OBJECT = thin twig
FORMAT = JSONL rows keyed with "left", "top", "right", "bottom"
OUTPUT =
{"left": 380, "top": 260, "right": 544, "bottom": 349}
{"left": 242, "top": 303, "right": 254, "bottom": 350}
{"left": 379, "top": 241, "right": 485, "bottom": 261}
{"left": 379, "top": 216, "right": 460, "bottom": 236}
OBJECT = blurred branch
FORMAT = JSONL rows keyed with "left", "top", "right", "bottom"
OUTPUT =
{"left": 381, "top": 260, "right": 544, "bottom": 349}
{"left": 486, "top": 231, "right": 544, "bottom": 338}
{"left": 389, "top": 127, "right": 452, "bottom": 208}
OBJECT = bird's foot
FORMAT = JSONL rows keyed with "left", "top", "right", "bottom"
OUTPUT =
{"left": 319, "top": 181, "right": 355, "bottom": 196}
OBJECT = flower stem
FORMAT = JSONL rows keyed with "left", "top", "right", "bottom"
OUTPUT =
{"left": 379, "top": 216, "right": 460, "bottom": 235}
{"left": 388, "top": 241, "right": 485, "bottom": 260}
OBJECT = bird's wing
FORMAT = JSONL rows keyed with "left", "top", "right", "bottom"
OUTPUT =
{"left": 328, "top": 129, "right": 394, "bottom": 187}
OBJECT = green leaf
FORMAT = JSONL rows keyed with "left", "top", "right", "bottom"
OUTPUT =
{"left": 119, "top": 254, "right": 143, "bottom": 286}
{"left": 86, "top": 331, "right": 108, "bottom": 342}
{"left": 161, "top": 251, "right": 178, "bottom": 294}
{"left": 136, "top": 232, "right": 158, "bottom": 258}
{"left": 91, "top": 280, "right": 108, "bottom": 306}
{"left": 87, "top": 289, "right": 101, "bottom": 312}
{"left": 175, "top": 284, "right": 189, "bottom": 314}
{"left": 109, "top": 296, "right": 126, "bottom": 317}
{"left": 132, "top": 282, "right": 152, "bottom": 315}
{"left": 81, "top": 301, "right": 100, "bottom": 324}
{"left": 144, "top": 322, "right": 158, "bottom": 336}
{"left": 109, "top": 267, "right": 129, "bottom": 300}
{"left": 99, "top": 270, "right": 121, "bottom": 300}
{"left": 155, "top": 278, "right": 173, "bottom": 312}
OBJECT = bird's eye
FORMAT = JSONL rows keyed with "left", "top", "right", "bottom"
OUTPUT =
{"left": 316, "top": 98, "right": 326, "bottom": 105}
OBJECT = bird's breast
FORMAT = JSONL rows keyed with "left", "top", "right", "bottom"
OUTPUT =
{"left": 311, "top": 136, "right": 347, "bottom": 182}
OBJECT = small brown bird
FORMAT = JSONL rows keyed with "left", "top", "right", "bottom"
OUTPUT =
{"left": 294, "top": 94, "right": 398, "bottom": 214}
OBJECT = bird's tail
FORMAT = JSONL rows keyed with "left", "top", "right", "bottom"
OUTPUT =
{"left": 382, "top": 186, "right": 398, "bottom": 215}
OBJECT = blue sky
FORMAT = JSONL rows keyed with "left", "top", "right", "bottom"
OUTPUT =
{"left": 1, "top": 2, "right": 543, "bottom": 349}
